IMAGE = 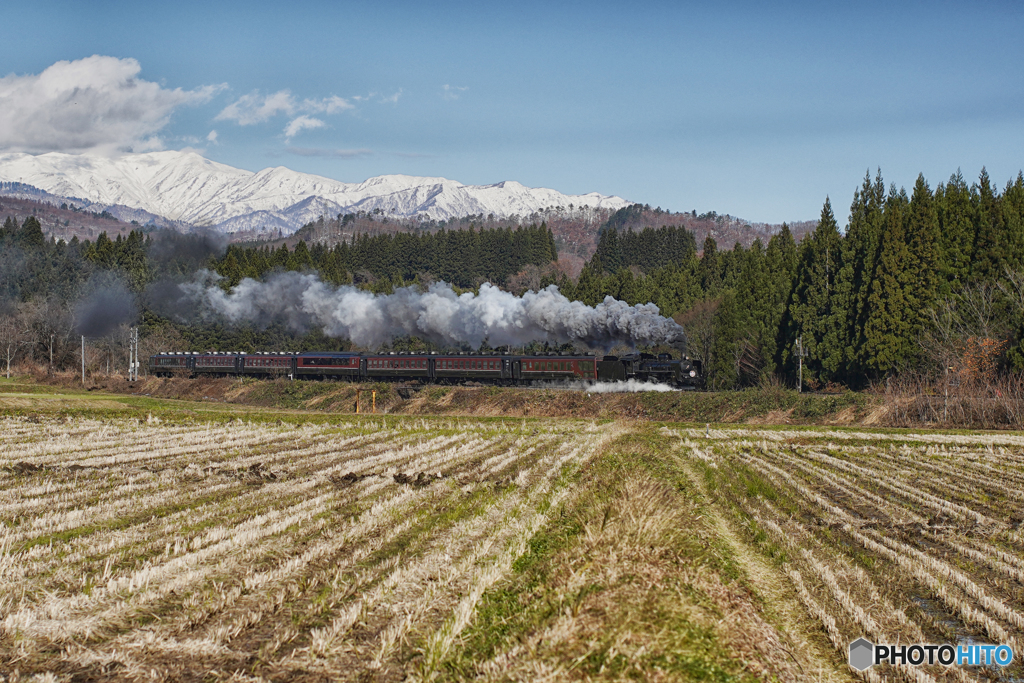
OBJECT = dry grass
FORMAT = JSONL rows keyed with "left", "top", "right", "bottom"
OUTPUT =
{"left": 0, "top": 414, "right": 618, "bottom": 681}
{"left": 5, "top": 385, "right": 1022, "bottom": 682}
{"left": 676, "top": 425, "right": 1024, "bottom": 683}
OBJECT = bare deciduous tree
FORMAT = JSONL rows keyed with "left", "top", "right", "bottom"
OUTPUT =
{"left": 676, "top": 298, "right": 719, "bottom": 374}
{"left": 0, "top": 305, "right": 34, "bottom": 378}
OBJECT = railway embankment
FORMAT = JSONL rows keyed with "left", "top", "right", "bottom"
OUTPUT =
{"left": 31, "top": 370, "right": 886, "bottom": 425}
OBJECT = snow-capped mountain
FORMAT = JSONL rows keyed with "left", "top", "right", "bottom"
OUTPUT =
{"left": 0, "top": 151, "right": 630, "bottom": 233}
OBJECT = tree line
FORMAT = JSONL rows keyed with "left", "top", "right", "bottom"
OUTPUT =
{"left": 558, "top": 169, "right": 1024, "bottom": 388}
{"left": 215, "top": 223, "right": 557, "bottom": 290}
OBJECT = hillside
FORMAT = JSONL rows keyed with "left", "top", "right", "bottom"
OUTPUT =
{"left": 285, "top": 204, "right": 817, "bottom": 264}
{"left": 0, "top": 192, "right": 137, "bottom": 241}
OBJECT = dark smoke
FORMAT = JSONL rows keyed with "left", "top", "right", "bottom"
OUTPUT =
{"left": 146, "top": 228, "right": 228, "bottom": 277}
{"left": 152, "top": 270, "right": 687, "bottom": 352}
{"left": 73, "top": 275, "right": 139, "bottom": 338}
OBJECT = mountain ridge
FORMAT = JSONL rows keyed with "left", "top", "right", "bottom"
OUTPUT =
{"left": 0, "top": 151, "right": 631, "bottom": 234}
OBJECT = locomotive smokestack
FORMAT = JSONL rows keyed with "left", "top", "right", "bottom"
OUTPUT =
{"left": 154, "top": 271, "right": 687, "bottom": 352}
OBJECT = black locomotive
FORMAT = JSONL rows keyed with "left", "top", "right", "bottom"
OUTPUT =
{"left": 149, "top": 350, "right": 703, "bottom": 389}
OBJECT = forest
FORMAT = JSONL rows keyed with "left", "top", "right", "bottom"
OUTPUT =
{"left": 0, "top": 168, "right": 1022, "bottom": 393}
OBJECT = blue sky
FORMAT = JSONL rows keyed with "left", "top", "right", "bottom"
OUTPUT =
{"left": 1, "top": 0, "right": 1022, "bottom": 223}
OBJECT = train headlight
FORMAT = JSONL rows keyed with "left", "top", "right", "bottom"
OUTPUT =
{"left": 689, "top": 370, "right": 696, "bottom": 377}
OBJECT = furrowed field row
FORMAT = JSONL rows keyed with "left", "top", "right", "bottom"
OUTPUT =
{"left": 0, "top": 429, "right": 464, "bottom": 541}
{"left": 277, "top": 431, "right": 600, "bottom": 678}
{"left": 0, "top": 422, "right": 544, "bottom": 668}
{"left": 745, "top": 492, "right": 984, "bottom": 683}
{"left": 691, "top": 450, "right": 987, "bottom": 682}
{"left": 676, "top": 425, "right": 1024, "bottom": 448}
{"left": 764, "top": 447, "right": 1024, "bottom": 581}
{"left": 732, "top": 447, "right": 1024, "bottom": 655}
{"left": 0, "top": 431, "right": 486, "bottom": 596}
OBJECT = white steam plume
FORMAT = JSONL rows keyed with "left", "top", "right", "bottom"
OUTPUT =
{"left": 165, "top": 271, "right": 686, "bottom": 351}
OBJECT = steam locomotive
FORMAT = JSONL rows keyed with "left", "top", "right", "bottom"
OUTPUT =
{"left": 148, "top": 350, "right": 704, "bottom": 389}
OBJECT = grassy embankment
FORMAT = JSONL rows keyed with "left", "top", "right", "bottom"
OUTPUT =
{"left": 26, "top": 370, "right": 881, "bottom": 425}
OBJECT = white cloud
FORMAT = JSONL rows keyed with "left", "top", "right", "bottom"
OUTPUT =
{"left": 206, "top": 130, "right": 218, "bottom": 143}
{"left": 352, "top": 90, "right": 402, "bottom": 104}
{"left": 283, "top": 115, "right": 326, "bottom": 140}
{"left": 218, "top": 91, "right": 357, "bottom": 129}
{"left": 442, "top": 84, "right": 468, "bottom": 101}
{"left": 0, "top": 55, "right": 221, "bottom": 154}
{"left": 303, "top": 95, "right": 353, "bottom": 114}
{"left": 215, "top": 89, "right": 296, "bottom": 125}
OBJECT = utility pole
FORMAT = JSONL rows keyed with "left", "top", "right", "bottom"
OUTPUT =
{"left": 81, "top": 335, "right": 85, "bottom": 385}
{"left": 128, "top": 327, "right": 138, "bottom": 381}
{"left": 796, "top": 335, "right": 804, "bottom": 393}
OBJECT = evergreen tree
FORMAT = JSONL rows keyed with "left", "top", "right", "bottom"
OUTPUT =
{"left": 698, "top": 235, "right": 721, "bottom": 295}
{"left": 763, "top": 224, "right": 797, "bottom": 376}
{"left": 831, "top": 171, "right": 886, "bottom": 383}
{"left": 1001, "top": 173, "right": 1024, "bottom": 273}
{"left": 935, "top": 170, "right": 975, "bottom": 289}
{"left": 862, "top": 186, "right": 915, "bottom": 375}
{"left": 971, "top": 168, "right": 1005, "bottom": 283}
{"left": 709, "top": 289, "right": 741, "bottom": 389}
{"left": 288, "top": 240, "right": 313, "bottom": 271}
{"left": 905, "top": 174, "right": 940, "bottom": 325}
{"left": 18, "top": 216, "right": 46, "bottom": 250}
{"left": 786, "top": 198, "right": 842, "bottom": 382}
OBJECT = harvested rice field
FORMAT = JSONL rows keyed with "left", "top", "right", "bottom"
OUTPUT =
{"left": 1, "top": 391, "right": 1023, "bottom": 682}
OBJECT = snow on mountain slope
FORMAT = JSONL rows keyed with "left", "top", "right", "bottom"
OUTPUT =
{"left": 0, "top": 151, "right": 630, "bottom": 233}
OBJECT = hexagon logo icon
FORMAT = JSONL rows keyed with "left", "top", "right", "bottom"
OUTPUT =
{"left": 849, "top": 637, "right": 874, "bottom": 671}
